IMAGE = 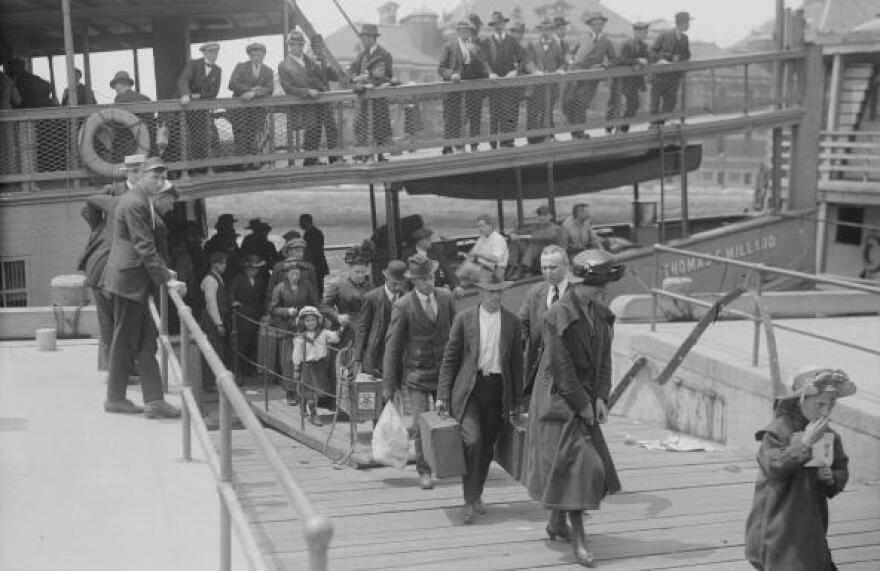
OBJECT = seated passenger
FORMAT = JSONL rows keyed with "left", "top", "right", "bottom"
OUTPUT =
{"left": 466, "top": 214, "right": 508, "bottom": 278}
{"left": 561, "top": 203, "right": 606, "bottom": 255}
{"left": 507, "top": 204, "right": 565, "bottom": 279}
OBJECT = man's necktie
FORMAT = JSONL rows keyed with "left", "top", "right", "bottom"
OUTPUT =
{"left": 550, "top": 285, "right": 559, "bottom": 304}
{"left": 424, "top": 297, "right": 437, "bottom": 322}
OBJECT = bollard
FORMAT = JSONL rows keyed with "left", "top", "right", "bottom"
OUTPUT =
{"left": 35, "top": 328, "right": 57, "bottom": 351}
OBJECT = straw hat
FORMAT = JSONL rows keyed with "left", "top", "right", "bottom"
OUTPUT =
{"left": 779, "top": 367, "right": 856, "bottom": 400}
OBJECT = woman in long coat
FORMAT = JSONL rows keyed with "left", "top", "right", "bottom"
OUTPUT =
{"left": 521, "top": 249, "right": 624, "bottom": 567}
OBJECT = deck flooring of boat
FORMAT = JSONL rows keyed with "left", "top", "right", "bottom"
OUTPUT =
{"left": 228, "top": 405, "right": 880, "bottom": 570}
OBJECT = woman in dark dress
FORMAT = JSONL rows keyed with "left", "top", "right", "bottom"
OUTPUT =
{"left": 521, "top": 249, "right": 624, "bottom": 567}
{"left": 319, "top": 247, "right": 372, "bottom": 345}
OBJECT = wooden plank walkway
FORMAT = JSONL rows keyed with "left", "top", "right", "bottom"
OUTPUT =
{"left": 225, "top": 412, "right": 880, "bottom": 570}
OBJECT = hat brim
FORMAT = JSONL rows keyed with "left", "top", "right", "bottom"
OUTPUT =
{"left": 585, "top": 17, "right": 609, "bottom": 23}
{"left": 244, "top": 260, "right": 267, "bottom": 268}
{"left": 110, "top": 78, "right": 134, "bottom": 88}
{"left": 404, "top": 270, "right": 433, "bottom": 280}
{"left": 476, "top": 280, "right": 514, "bottom": 291}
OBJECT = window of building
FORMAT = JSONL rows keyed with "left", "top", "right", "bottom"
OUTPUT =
{"left": 702, "top": 172, "right": 714, "bottom": 182}
{"left": 716, "top": 171, "right": 726, "bottom": 186}
{"left": 835, "top": 207, "right": 864, "bottom": 245}
{"left": 743, "top": 172, "right": 753, "bottom": 186}
{"left": 0, "top": 259, "right": 27, "bottom": 307}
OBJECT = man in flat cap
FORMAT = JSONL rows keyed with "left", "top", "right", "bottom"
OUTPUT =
{"left": 527, "top": 18, "right": 567, "bottom": 143}
{"left": 650, "top": 12, "right": 692, "bottom": 125}
{"left": 563, "top": 11, "right": 616, "bottom": 139}
{"left": 438, "top": 20, "right": 493, "bottom": 155}
{"left": 278, "top": 30, "right": 342, "bottom": 166}
{"left": 607, "top": 22, "right": 650, "bottom": 133}
{"left": 228, "top": 42, "right": 275, "bottom": 169}
{"left": 177, "top": 42, "right": 223, "bottom": 168}
{"left": 484, "top": 11, "right": 527, "bottom": 149}
{"left": 349, "top": 24, "right": 395, "bottom": 160}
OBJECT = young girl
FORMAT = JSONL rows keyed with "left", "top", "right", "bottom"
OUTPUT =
{"left": 745, "top": 367, "right": 855, "bottom": 571}
{"left": 292, "top": 306, "right": 339, "bottom": 427}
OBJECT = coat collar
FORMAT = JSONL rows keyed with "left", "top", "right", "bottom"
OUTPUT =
{"left": 545, "top": 288, "right": 614, "bottom": 335}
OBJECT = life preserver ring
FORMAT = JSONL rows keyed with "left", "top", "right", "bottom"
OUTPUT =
{"left": 79, "top": 108, "right": 150, "bottom": 178}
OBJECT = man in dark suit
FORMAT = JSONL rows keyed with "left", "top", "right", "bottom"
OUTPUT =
{"left": 607, "top": 22, "right": 650, "bottom": 133}
{"left": 299, "top": 213, "right": 329, "bottom": 299}
{"left": 228, "top": 42, "right": 274, "bottom": 168}
{"left": 517, "top": 244, "right": 570, "bottom": 398}
{"left": 438, "top": 20, "right": 493, "bottom": 154}
{"left": 102, "top": 158, "right": 187, "bottom": 418}
{"left": 650, "top": 12, "right": 692, "bottom": 124}
{"left": 383, "top": 254, "right": 457, "bottom": 490}
{"left": 527, "top": 18, "right": 567, "bottom": 143}
{"left": 483, "top": 11, "right": 527, "bottom": 148}
{"left": 353, "top": 260, "right": 407, "bottom": 375}
{"left": 177, "top": 42, "right": 222, "bottom": 164}
{"left": 278, "top": 31, "right": 342, "bottom": 166}
{"left": 349, "top": 23, "right": 394, "bottom": 159}
{"left": 437, "top": 275, "right": 523, "bottom": 524}
{"left": 563, "top": 11, "right": 616, "bottom": 139}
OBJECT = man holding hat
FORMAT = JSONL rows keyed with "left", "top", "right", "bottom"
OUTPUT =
{"left": 228, "top": 42, "right": 275, "bottom": 168}
{"left": 484, "top": 11, "right": 528, "bottom": 148}
{"left": 563, "top": 11, "right": 616, "bottom": 139}
{"left": 438, "top": 19, "right": 492, "bottom": 154}
{"left": 437, "top": 274, "right": 523, "bottom": 523}
{"left": 650, "top": 12, "right": 692, "bottom": 123}
{"left": 353, "top": 260, "right": 408, "bottom": 376}
{"left": 607, "top": 22, "right": 651, "bottom": 133}
{"left": 102, "top": 157, "right": 186, "bottom": 419}
{"left": 349, "top": 24, "right": 393, "bottom": 85}
{"left": 278, "top": 30, "right": 342, "bottom": 166}
{"left": 177, "top": 42, "right": 223, "bottom": 165}
{"left": 383, "top": 253, "right": 457, "bottom": 490}
{"left": 527, "top": 18, "right": 567, "bottom": 143}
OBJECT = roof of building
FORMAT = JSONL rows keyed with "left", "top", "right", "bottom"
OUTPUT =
{"left": 323, "top": 22, "right": 438, "bottom": 66}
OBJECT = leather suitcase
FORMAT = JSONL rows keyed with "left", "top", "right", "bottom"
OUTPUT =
{"left": 418, "top": 411, "right": 466, "bottom": 478}
{"left": 494, "top": 419, "right": 526, "bottom": 481}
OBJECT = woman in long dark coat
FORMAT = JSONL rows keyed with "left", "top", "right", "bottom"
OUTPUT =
{"left": 521, "top": 249, "right": 624, "bottom": 567}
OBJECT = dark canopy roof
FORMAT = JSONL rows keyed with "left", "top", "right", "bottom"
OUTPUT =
{"left": 0, "top": 0, "right": 285, "bottom": 57}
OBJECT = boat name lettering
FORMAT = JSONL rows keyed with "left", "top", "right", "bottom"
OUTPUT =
{"left": 662, "top": 234, "right": 777, "bottom": 278}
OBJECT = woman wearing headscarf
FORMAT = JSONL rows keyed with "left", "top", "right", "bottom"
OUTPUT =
{"left": 521, "top": 249, "right": 624, "bottom": 567}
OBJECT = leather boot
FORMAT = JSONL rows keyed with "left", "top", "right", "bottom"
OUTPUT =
{"left": 568, "top": 511, "right": 595, "bottom": 567}
{"left": 545, "top": 510, "right": 571, "bottom": 542}
{"left": 307, "top": 402, "right": 323, "bottom": 426}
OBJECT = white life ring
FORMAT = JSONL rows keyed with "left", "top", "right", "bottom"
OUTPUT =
{"left": 79, "top": 108, "right": 150, "bottom": 178}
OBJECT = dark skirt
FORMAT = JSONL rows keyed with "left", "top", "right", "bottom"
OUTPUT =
{"left": 300, "top": 359, "right": 331, "bottom": 404}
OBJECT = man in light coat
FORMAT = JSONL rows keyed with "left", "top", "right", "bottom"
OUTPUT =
{"left": 437, "top": 276, "right": 523, "bottom": 524}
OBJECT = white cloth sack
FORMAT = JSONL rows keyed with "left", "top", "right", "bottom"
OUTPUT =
{"left": 372, "top": 401, "right": 409, "bottom": 469}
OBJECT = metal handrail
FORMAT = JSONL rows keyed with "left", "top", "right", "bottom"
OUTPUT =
{"left": 148, "top": 286, "right": 332, "bottom": 571}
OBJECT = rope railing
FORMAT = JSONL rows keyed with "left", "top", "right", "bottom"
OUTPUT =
{"left": 148, "top": 286, "right": 332, "bottom": 571}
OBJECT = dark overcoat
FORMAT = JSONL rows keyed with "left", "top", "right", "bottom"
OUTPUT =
{"left": 383, "top": 288, "right": 455, "bottom": 394}
{"left": 352, "top": 285, "right": 395, "bottom": 375}
{"left": 348, "top": 45, "right": 394, "bottom": 81}
{"left": 176, "top": 57, "right": 222, "bottom": 99}
{"left": 437, "top": 40, "right": 492, "bottom": 81}
{"left": 521, "top": 288, "right": 621, "bottom": 510}
{"left": 437, "top": 306, "right": 523, "bottom": 422}
{"left": 518, "top": 281, "right": 551, "bottom": 395}
{"left": 617, "top": 38, "right": 650, "bottom": 90}
{"left": 744, "top": 415, "right": 848, "bottom": 571}
{"left": 227, "top": 62, "right": 274, "bottom": 97}
{"left": 483, "top": 34, "right": 527, "bottom": 77}
{"left": 320, "top": 277, "right": 371, "bottom": 326}
{"left": 650, "top": 30, "right": 691, "bottom": 63}
{"left": 77, "top": 192, "right": 120, "bottom": 288}
{"left": 303, "top": 226, "right": 329, "bottom": 279}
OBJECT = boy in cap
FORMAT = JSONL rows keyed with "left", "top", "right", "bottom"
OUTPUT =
{"left": 177, "top": 42, "right": 222, "bottom": 166}
{"left": 650, "top": 12, "right": 691, "bottom": 124}
{"left": 607, "top": 22, "right": 650, "bottom": 133}
{"left": 228, "top": 42, "right": 275, "bottom": 168}
{"left": 563, "top": 11, "right": 616, "bottom": 139}
{"left": 200, "top": 250, "right": 232, "bottom": 392}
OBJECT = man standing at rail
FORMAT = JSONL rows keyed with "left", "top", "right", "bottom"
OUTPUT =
{"left": 527, "top": 19, "right": 567, "bottom": 144}
{"left": 102, "top": 158, "right": 186, "bottom": 418}
{"left": 228, "top": 42, "right": 274, "bottom": 169}
{"left": 607, "top": 22, "right": 650, "bottom": 133}
{"left": 650, "top": 12, "right": 691, "bottom": 125}
{"left": 562, "top": 11, "right": 615, "bottom": 139}
{"left": 177, "top": 42, "right": 222, "bottom": 168}
{"left": 483, "top": 11, "right": 527, "bottom": 149}
{"left": 383, "top": 254, "right": 456, "bottom": 490}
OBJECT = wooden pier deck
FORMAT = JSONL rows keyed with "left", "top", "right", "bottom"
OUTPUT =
{"left": 228, "top": 410, "right": 880, "bottom": 570}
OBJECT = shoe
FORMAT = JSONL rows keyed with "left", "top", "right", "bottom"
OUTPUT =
{"left": 475, "top": 497, "right": 488, "bottom": 515}
{"left": 546, "top": 510, "right": 572, "bottom": 542}
{"left": 463, "top": 503, "right": 477, "bottom": 525}
{"left": 144, "top": 400, "right": 182, "bottom": 419}
{"left": 307, "top": 403, "right": 323, "bottom": 426}
{"left": 419, "top": 473, "right": 434, "bottom": 490}
{"left": 569, "top": 511, "right": 595, "bottom": 567}
{"left": 104, "top": 399, "right": 144, "bottom": 414}
{"left": 286, "top": 391, "right": 299, "bottom": 406}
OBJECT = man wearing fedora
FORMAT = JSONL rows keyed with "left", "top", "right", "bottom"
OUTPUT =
{"left": 563, "top": 11, "right": 616, "bottom": 139}
{"left": 200, "top": 250, "right": 232, "bottom": 391}
{"left": 438, "top": 20, "right": 493, "bottom": 154}
{"left": 650, "top": 12, "right": 692, "bottom": 124}
{"left": 438, "top": 274, "right": 523, "bottom": 523}
{"left": 383, "top": 254, "right": 457, "bottom": 489}
{"left": 353, "top": 260, "right": 408, "bottom": 376}
{"left": 111, "top": 70, "right": 149, "bottom": 103}
{"left": 551, "top": 16, "right": 572, "bottom": 63}
{"left": 228, "top": 254, "right": 268, "bottom": 378}
{"left": 349, "top": 23, "right": 395, "bottom": 160}
{"left": 177, "top": 42, "right": 223, "bottom": 166}
{"left": 102, "top": 157, "right": 186, "bottom": 418}
{"left": 204, "top": 213, "right": 240, "bottom": 278}
{"left": 228, "top": 42, "right": 275, "bottom": 169}
{"left": 278, "top": 31, "right": 343, "bottom": 166}
{"left": 110, "top": 71, "right": 153, "bottom": 161}
{"left": 527, "top": 18, "right": 568, "bottom": 143}
{"left": 607, "top": 22, "right": 651, "bottom": 133}
{"left": 240, "top": 218, "right": 279, "bottom": 269}
{"left": 484, "top": 11, "right": 528, "bottom": 149}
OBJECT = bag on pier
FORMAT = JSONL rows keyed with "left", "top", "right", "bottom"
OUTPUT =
{"left": 372, "top": 401, "right": 409, "bottom": 469}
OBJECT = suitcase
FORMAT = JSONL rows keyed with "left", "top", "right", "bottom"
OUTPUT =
{"left": 339, "top": 372, "right": 384, "bottom": 422}
{"left": 418, "top": 411, "right": 466, "bottom": 478}
{"left": 494, "top": 419, "right": 526, "bottom": 482}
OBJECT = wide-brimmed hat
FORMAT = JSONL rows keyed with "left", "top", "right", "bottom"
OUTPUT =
{"left": 552, "top": 16, "right": 570, "bottom": 27}
{"left": 476, "top": 274, "right": 513, "bottom": 291}
{"left": 209, "top": 251, "right": 228, "bottom": 264}
{"left": 456, "top": 19, "right": 477, "bottom": 32}
{"left": 109, "top": 70, "right": 135, "bottom": 89}
{"left": 509, "top": 21, "right": 525, "bottom": 33}
{"left": 582, "top": 11, "right": 608, "bottom": 24}
{"left": 298, "top": 306, "right": 322, "bottom": 320}
{"left": 282, "top": 229, "right": 301, "bottom": 241}
{"left": 360, "top": 23, "right": 381, "bottom": 36}
{"left": 200, "top": 42, "right": 221, "bottom": 52}
{"left": 246, "top": 42, "right": 266, "bottom": 54}
{"left": 537, "top": 18, "right": 555, "bottom": 30}
{"left": 779, "top": 367, "right": 856, "bottom": 400}
{"left": 287, "top": 30, "right": 306, "bottom": 44}
{"left": 243, "top": 254, "right": 266, "bottom": 268}
{"left": 412, "top": 227, "right": 434, "bottom": 242}
{"left": 122, "top": 154, "right": 146, "bottom": 170}
{"left": 570, "top": 249, "right": 624, "bottom": 285}
{"left": 404, "top": 253, "right": 434, "bottom": 280}
{"left": 383, "top": 260, "right": 407, "bottom": 281}
{"left": 141, "top": 157, "right": 167, "bottom": 172}
{"left": 632, "top": 21, "right": 650, "bottom": 30}
{"left": 216, "top": 213, "right": 236, "bottom": 227}
{"left": 675, "top": 12, "right": 692, "bottom": 23}
{"left": 488, "top": 11, "right": 510, "bottom": 26}
{"left": 246, "top": 218, "right": 270, "bottom": 231}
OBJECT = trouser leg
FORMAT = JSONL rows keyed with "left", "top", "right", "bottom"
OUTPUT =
{"left": 92, "top": 286, "right": 114, "bottom": 371}
{"left": 408, "top": 388, "right": 433, "bottom": 476}
{"left": 106, "top": 294, "right": 142, "bottom": 402}
{"left": 136, "top": 304, "right": 165, "bottom": 404}
{"left": 461, "top": 373, "right": 503, "bottom": 502}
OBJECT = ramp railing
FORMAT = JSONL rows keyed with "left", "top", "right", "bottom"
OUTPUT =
{"left": 148, "top": 286, "right": 332, "bottom": 571}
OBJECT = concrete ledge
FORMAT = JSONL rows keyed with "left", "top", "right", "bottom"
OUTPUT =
{"left": 611, "top": 290, "right": 880, "bottom": 322}
{"left": 0, "top": 306, "right": 99, "bottom": 340}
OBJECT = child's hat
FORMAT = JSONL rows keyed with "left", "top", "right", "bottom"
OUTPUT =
{"left": 297, "top": 306, "right": 322, "bottom": 321}
{"left": 779, "top": 366, "right": 856, "bottom": 400}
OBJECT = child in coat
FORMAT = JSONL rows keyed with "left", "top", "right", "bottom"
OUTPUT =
{"left": 292, "top": 306, "right": 339, "bottom": 426}
{"left": 744, "top": 367, "right": 855, "bottom": 571}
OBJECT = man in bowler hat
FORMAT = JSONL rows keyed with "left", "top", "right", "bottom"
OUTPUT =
{"left": 650, "top": 12, "right": 692, "bottom": 124}
{"left": 607, "top": 22, "right": 651, "bottom": 133}
{"left": 353, "top": 260, "right": 408, "bottom": 376}
{"left": 483, "top": 11, "right": 528, "bottom": 148}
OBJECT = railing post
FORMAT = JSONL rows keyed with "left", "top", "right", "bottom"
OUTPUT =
{"left": 180, "top": 306, "right": 192, "bottom": 462}
{"left": 305, "top": 515, "right": 333, "bottom": 571}
{"left": 160, "top": 285, "right": 169, "bottom": 393}
{"left": 751, "top": 271, "right": 763, "bottom": 367}
{"left": 219, "top": 371, "right": 233, "bottom": 571}
{"left": 650, "top": 245, "right": 659, "bottom": 332}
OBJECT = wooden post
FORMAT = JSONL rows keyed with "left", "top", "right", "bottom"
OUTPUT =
{"left": 658, "top": 128, "right": 667, "bottom": 243}
{"left": 546, "top": 163, "right": 557, "bottom": 222}
{"left": 283, "top": 0, "right": 291, "bottom": 57}
{"left": 82, "top": 27, "right": 92, "bottom": 98}
{"left": 496, "top": 199, "right": 504, "bottom": 233}
{"left": 384, "top": 183, "right": 399, "bottom": 261}
{"left": 679, "top": 130, "right": 689, "bottom": 238}
{"left": 514, "top": 167, "right": 524, "bottom": 228}
{"left": 47, "top": 56, "right": 56, "bottom": 98}
{"left": 61, "top": 0, "right": 78, "bottom": 107}
{"left": 770, "top": 0, "right": 785, "bottom": 211}
{"left": 631, "top": 183, "right": 640, "bottom": 227}
{"left": 369, "top": 183, "right": 378, "bottom": 233}
{"left": 132, "top": 48, "right": 141, "bottom": 93}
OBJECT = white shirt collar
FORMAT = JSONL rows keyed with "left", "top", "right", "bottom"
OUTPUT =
{"left": 384, "top": 284, "right": 397, "bottom": 302}
{"left": 415, "top": 289, "right": 434, "bottom": 304}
